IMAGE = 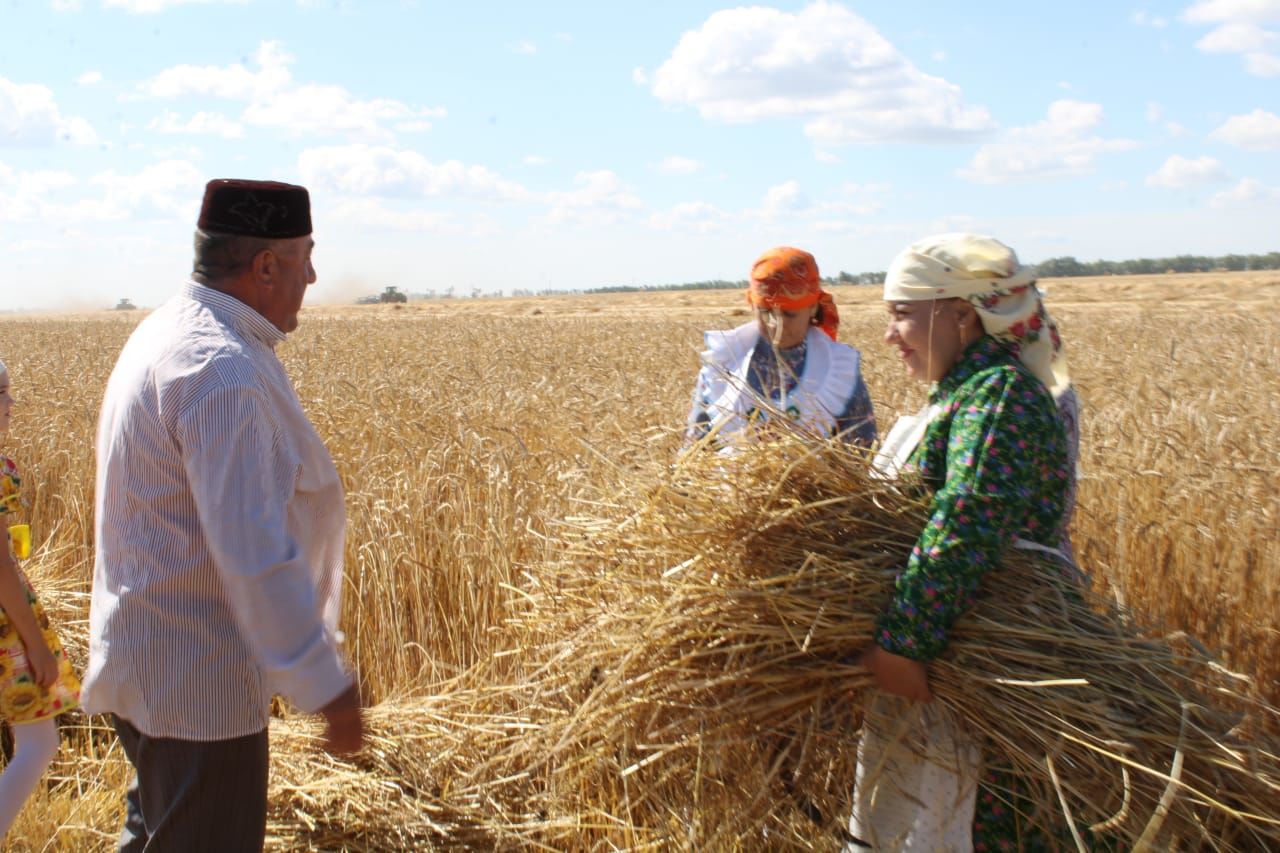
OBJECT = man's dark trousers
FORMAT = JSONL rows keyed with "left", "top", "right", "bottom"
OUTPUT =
{"left": 113, "top": 716, "right": 269, "bottom": 853}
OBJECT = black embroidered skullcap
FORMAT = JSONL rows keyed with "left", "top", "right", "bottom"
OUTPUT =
{"left": 197, "top": 179, "right": 312, "bottom": 239}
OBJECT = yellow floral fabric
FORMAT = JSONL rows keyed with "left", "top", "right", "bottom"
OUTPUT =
{"left": 1, "top": 456, "right": 80, "bottom": 723}
{"left": 0, "top": 456, "right": 20, "bottom": 515}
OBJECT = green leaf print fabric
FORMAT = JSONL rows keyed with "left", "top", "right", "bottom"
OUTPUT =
{"left": 875, "top": 335, "right": 1071, "bottom": 662}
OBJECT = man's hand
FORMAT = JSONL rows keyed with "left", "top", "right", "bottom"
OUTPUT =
{"left": 318, "top": 684, "right": 364, "bottom": 756}
{"left": 859, "top": 644, "right": 933, "bottom": 702}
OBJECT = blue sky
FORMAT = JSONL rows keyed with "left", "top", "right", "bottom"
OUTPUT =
{"left": 2, "top": 0, "right": 1278, "bottom": 309}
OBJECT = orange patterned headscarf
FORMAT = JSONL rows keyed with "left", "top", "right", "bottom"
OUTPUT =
{"left": 746, "top": 247, "right": 839, "bottom": 340}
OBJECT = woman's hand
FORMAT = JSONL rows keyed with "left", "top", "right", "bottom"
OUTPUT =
{"left": 24, "top": 637, "right": 59, "bottom": 689}
{"left": 859, "top": 644, "right": 933, "bottom": 702}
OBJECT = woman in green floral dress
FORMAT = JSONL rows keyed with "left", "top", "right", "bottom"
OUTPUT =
{"left": 848, "top": 234, "right": 1081, "bottom": 852}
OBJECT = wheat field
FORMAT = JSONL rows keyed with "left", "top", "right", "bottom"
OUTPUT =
{"left": 1, "top": 270, "right": 1276, "bottom": 849}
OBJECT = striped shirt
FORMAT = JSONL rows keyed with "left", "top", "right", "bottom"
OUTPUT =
{"left": 83, "top": 282, "right": 350, "bottom": 740}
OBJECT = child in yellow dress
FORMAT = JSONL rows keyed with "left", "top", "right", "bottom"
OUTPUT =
{"left": 0, "top": 359, "right": 80, "bottom": 837}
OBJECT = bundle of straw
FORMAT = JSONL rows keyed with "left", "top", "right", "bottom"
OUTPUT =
{"left": 267, "top": 690, "right": 515, "bottom": 851}
{"left": 492, "top": 435, "right": 1279, "bottom": 848}
{"left": 270, "top": 433, "right": 1279, "bottom": 850}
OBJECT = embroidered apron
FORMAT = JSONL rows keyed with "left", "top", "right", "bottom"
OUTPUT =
{"left": 702, "top": 323, "right": 860, "bottom": 445}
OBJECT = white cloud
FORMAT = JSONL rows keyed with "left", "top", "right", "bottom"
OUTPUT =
{"left": 523, "top": 155, "right": 548, "bottom": 166}
{"left": 0, "top": 164, "right": 79, "bottom": 222}
{"left": 50, "top": 0, "right": 82, "bottom": 10}
{"left": 149, "top": 110, "right": 244, "bottom": 139}
{"left": 244, "top": 84, "right": 444, "bottom": 141}
{"left": 394, "top": 120, "right": 434, "bottom": 134}
{"left": 842, "top": 180, "right": 892, "bottom": 195}
{"left": 139, "top": 41, "right": 292, "bottom": 99}
{"left": 1210, "top": 176, "right": 1280, "bottom": 206}
{"left": 632, "top": 66, "right": 648, "bottom": 86}
{"left": 803, "top": 187, "right": 887, "bottom": 231}
{"left": 1145, "top": 154, "right": 1231, "bottom": 187}
{"left": 0, "top": 76, "right": 98, "bottom": 147}
{"left": 647, "top": 1, "right": 993, "bottom": 144}
{"left": 760, "top": 180, "right": 810, "bottom": 215}
{"left": 77, "top": 70, "right": 103, "bottom": 85}
{"left": 1183, "top": 1, "right": 1280, "bottom": 24}
{"left": 814, "top": 150, "right": 840, "bottom": 164}
{"left": 1183, "top": 0, "right": 1280, "bottom": 76}
{"left": 554, "top": 32, "right": 573, "bottom": 43}
{"left": 1132, "top": 10, "right": 1170, "bottom": 27}
{"left": 648, "top": 201, "right": 731, "bottom": 233}
{"left": 958, "top": 100, "right": 1137, "bottom": 183}
{"left": 139, "top": 41, "right": 444, "bottom": 142}
{"left": 656, "top": 155, "right": 700, "bottom": 175}
{"left": 545, "top": 170, "right": 643, "bottom": 225}
{"left": 749, "top": 179, "right": 881, "bottom": 224}
{"left": 1246, "top": 50, "right": 1280, "bottom": 71}
{"left": 810, "top": 219, "right": 868, "bottom": 233}
{"left": 514, "top": 40, "right": 537, "bottom": 55}
{"left": 104, "top": 0, "right": 248, "bottom": 12}
{"left": 809, "top": 215, "right": 875, "bottom": 234}
{"left": 90, "top": 159, "right": 206, "bottom": 217}
{"left": 1146, "top": 102, "right": 1190, "bottom": 136}
{"left": 1210, "top": 107, "right": 1280, "bottom": 148}
{"left": 1, "top": 159, "right": 202, "bottom": 225}
{"left": 817, "top": 199, "right": 880, "bottom": 217}
{"left": 1196, "top": 21, "right": 1277, "bottom": 50}
{"left": 326, "top": 198, "right": 457, "bottom": 232}
{"left": 298, "top": 144, "right": 527, "bottom": 201}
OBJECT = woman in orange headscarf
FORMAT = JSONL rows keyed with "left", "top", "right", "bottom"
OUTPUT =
{"left": 686, "top": 247, "right": 876, "bottom": 449}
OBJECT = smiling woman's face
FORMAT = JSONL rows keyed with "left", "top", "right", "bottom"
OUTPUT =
{"left": 883, "top": 298, "right": 977, "bottom": 383}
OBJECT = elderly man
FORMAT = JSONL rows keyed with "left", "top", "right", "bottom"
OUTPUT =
{"left": 84, "top": 179, "right": 362, "bottom": 852}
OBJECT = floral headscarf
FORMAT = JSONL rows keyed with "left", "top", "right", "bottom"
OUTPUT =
{"left": 883, "top": 233, "right": 1069, "bottom": 397}
{"left": 746, "top": 247, "right": 840, "bottom": 341}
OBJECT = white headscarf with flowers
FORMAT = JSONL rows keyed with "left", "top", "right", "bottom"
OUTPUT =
{"left": 883, "top": 233, "right": 1070, "bottom": 398}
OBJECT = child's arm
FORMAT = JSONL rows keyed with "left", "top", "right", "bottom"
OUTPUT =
{"left": 0, "top": 540, "right": 58, "bottom": 688}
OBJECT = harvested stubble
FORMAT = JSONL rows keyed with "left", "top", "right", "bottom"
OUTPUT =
{"left": 269, "top": 433, "right": 1279, "bottom": 851}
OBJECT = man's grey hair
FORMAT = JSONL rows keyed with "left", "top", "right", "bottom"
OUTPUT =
{"left": 191, "top": 228, "right": 277, "bottom": 288}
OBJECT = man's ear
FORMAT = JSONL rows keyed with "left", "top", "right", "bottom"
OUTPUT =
{"left": 250, "top": 247, "right": 277, "bottom": 284}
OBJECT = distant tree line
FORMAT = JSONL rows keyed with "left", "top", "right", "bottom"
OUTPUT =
{"left": 586, "top": 272, "right": 887, "bottom": 295}
{"left": 1033, "top": 252, "right": 1280, "bottom": 277}
{"left": 372, "top": 251, "right": 1277, "bottom": 302}
{"left": 584, "top": 251, "right": 1277, "bottom": 294}
{"left": 586, "top": 279, "right": 746, "bottom": 294}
